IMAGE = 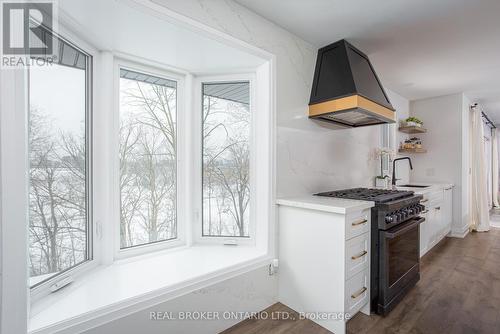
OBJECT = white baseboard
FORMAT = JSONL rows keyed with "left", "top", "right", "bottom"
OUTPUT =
{"left": 490, "top": 221, "right": 500, "bottom": 228}
{"left": 448, "top": 224, "right": 469, "bottom": 238}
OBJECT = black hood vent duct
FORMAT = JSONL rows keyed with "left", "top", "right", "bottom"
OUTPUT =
{"left": 309, "top": 39, "right": 395, "bottom": 127}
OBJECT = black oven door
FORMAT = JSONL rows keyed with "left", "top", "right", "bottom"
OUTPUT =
{"left": 377, "top": 216, "right": 423, "bottom": 315}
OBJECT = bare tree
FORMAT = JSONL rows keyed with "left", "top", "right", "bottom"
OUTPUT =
{"left": 28, "top": 109, "right": 87, "bottom": 277}
{"left": 202, "top": 94, "right": 250, "bottom": 237}
{"left": 119, "top": 79, "right": 177, "bottom": 247}
{"left": 119, "top": 122, "right": 143, "bottom": 248}
{"left": 135, "top": 129, "right": 176, "bottom": 242}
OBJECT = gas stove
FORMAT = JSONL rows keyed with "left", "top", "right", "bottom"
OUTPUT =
{"left": 315, "top": 187, "right": 425, "bottom": 316}
{"left": 315, "top": 187, "right": 414, "bottom": 204}
{"left": 315, "top": 188, "right": 424, "bottom": 229}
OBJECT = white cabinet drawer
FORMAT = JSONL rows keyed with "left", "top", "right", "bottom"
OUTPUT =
{"left": 428, "top": 190, "right": 443, "bottom": 203}
{"left": 345, "top": 269, "right": 369, "bottom": 316}
{"left": 345, "top": 233, "right": 369, "bottom": 279}
{"left": 346, "top": 209, "right": 370, "bottom": 240}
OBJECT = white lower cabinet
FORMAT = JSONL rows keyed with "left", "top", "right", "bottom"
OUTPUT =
{"left": 419, "top": 187, "right": 453, "bottom": 257}
{"left": 419, "top": 209, "right": 430, "bottom": 257}
{"left": 443, "top": 187, "right": 453, "bottom": 235}
{"left": 345, "top": 269, "right": 369, "bottom": 315}
{"left": 345, "top": 233, "right": 369, "bottom": 279}
{"left": 277, "top": 204, "right": 371, "bottom": 334}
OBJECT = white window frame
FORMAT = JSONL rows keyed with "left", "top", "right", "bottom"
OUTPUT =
{"left": 112, "top": 58, "right": 187, "bottom": 260}
{"left": 29, "top": 26, "right": 99, "bottom": 304}
{"left": 193, "top": 74, "right": 257, "bottom": 246}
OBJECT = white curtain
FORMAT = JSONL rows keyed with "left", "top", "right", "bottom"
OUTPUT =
{"left": 493, "top": 129, "right": 499, "bottom": 207}
{"left": 485, "top": 135, "right": 492, "bottom": 208}
{"left": 470, "top": 107, "right": 490, "bottom": 232}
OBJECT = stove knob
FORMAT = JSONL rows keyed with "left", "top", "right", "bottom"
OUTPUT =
{"left": 388, "top": 214, "right": 398, "bottom": 223}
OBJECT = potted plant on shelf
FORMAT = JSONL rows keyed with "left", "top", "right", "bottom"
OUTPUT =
{"left": 405, "top": 116, "right": 423, "bottom": 127}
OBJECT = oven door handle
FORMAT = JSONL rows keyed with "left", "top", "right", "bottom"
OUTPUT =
{"left": 384, "top": 217, "right": 425, "bottom": 239}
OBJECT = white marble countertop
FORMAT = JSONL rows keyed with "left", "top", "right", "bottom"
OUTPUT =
{"left": 395, "top": 182, "right": 454, "bottom": 195}
{"left": 276, "top": 196, "right": 374, "bottom": 214}
{"left": 276, "top": 183, "right": 453, "bottom": 214}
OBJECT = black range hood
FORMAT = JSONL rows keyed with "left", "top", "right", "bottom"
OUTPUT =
{"left": 309, "top": 39, "right": 395, "bottom": 127}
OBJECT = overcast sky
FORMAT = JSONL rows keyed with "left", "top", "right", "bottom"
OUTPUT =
{"left": 29, "top": 63, "right": 86, "bottom": 137}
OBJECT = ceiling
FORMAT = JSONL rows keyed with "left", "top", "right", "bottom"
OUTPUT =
{"left": 235, "top": 0, "right": 500, "bottom": 122}
{"left": 59, "top": 0, "right": 266, "bottom": 75}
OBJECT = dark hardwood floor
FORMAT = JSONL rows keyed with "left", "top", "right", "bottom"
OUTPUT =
{"left": 221, "top": 302, "right": 331, "bottom": 334}
{"left": 348, "top": 228, "right": 500, "bottom": 334}
{"left": 222, "top": 229, "right": 500, "bottom": 334}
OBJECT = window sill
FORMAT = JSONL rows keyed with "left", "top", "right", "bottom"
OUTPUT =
{"left": 29, "top": 245, "right": 270, "bottom": 334}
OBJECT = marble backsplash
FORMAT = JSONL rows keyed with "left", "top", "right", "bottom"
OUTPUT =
{"left": 277, "top": 125, "right": 382, "bottom": 197}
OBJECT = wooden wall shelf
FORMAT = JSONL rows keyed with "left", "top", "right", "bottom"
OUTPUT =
{"left": 399, "top": 148, "right": 427, "bottom": 154}
{"left": 398, "top": 126, "right": 427, "bottom": 134}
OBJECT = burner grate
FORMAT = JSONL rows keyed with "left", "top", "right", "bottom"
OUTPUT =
{"left": 315, "top": 187, "right": 414, "bottom": 203}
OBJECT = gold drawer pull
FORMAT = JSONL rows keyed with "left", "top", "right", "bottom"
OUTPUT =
{"left": 351, "top": 250, "right": 367, "bottom": 260}
{"left": 352, "top": 219, "right": 367, "bottom": 226}
{"left": 351, "top": 287, "right": 367, "bottom": 299}
{"left": 421, "top": 199, "right": 429, "bottom": 203}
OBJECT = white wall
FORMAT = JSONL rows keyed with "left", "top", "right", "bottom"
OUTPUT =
{"left": 388, "top": 90, "right": 411, "bottom": 185}
{"left": 276, "top": 89, "right": 409, "bottom": 195}
{"left": 410, "top": 93, "right": 470, "bottom": 237}
{"left": 82, "top": 266, "right": 276, "bottom": 334}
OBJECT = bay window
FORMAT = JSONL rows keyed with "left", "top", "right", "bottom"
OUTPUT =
{"left": 28, "top": 55, "right": 259, "bottom": 293}
{"left": 0, "top": 5, "right": 275, "bottom": 332}
{"left": 27, "top": 46, "right": 264, "bottom": 304}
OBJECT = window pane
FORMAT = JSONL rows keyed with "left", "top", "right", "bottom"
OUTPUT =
{"left": 202, "top": 82, "right": 251, "bottom": 237}
{"left": 28, "top": 42, "right": 90, "bottom": 287}
{"left": 119, "top": 69, "right": 177, "bottom": 248}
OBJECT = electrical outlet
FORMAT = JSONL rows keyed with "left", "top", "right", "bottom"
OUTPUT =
{"left": 268, "top": 259, "right": 279, "bottom": 275}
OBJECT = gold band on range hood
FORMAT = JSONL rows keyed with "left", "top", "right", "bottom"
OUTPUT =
{"left": 309, "top": 94, "right": 395, "bottom": 125}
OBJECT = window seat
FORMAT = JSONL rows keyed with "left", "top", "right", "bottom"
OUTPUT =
{"left": 29, "top": 245, "right": 270, "bottom": 334}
